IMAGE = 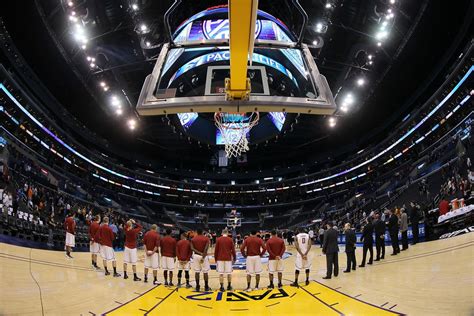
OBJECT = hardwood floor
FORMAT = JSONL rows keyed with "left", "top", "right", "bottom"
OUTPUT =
{"left": 0, "top": 232, "right": 472, "bottom": 315}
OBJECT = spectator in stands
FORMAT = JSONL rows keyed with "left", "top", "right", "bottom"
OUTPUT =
{"left": 400, "top": 208, "right": 409, "bottom": 251}
{"left": 47, "top": 214, "right": 56, "bottom": 247}
{"left": 439, "top": 196, "right": 450, "bottom": 216}
{"left": 388, "top": 208, "right": 400, "bottom": 255}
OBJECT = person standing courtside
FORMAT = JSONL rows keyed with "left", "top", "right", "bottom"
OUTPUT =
{"left": 64, "top": 212, "right": 76, "bottom": 258}
{"left": 292, "top": 228, "right": 312, "bottom": 286}
{"left": 374, "top": 213, "right": 386, "bottom": 261}
{"left": 176, "top": 232, "right": 192, "bottom": 288}
{"left": 214, "top": 228, "right": 236, "bottom": 292}
{"left": 240, "top": 230, "right": 266, "bottom": 291}
{"left": 143, "top": 224, "right": 160, "bottom": 284}
{"left": 388, "top": 209, "right": 400, "bottom": 255}
{"left": 266, "top": 230, "right": 286, "bottom": 289}
{"left": 409, "top": 202, "right": 420, "bottom": 245}
{"left": 343, "top": 223, "right": 356, "bottom": 273}
{"left": 123, "top": 219, "right": 142, "bottom": 281}
{"left": 322, "top": 222, "right": 339, "bottom": 279}
{"left": 160, "top": 229, "right": 177, "bottom": 286}
{"left": 400, "top": 208, "right": 409, "bottom": 251}
{"left": 96, "top": 216, "right": 120, "bottom": 277}
{"left": 191, "top": 228, "right": 211, "bottom": 291}
{"left": 88, "top": 215, "right": 101, "bottom": 269}
{"left": 359, "top": 217, "right": 374, "bottom": 267}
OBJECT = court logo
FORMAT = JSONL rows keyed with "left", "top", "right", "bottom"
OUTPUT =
{"left": 186, "top": 288, "right": 290, "bottom": 302}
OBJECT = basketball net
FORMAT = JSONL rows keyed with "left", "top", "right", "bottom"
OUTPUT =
{"left": 214, "top": 112, "right": 259, "bottom": 158}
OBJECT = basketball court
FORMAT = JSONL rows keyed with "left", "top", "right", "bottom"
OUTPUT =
{"left": 1, "top": 233, "right": 472, "bottom": 315}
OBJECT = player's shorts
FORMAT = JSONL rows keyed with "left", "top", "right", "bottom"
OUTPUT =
{"left": 144, "top": 252, "right": 159, "bottom": 270}
{"left": 295, "top": 253, "right": 312, "bottom": 271}
{"left": 216, "top": 261, "right": 233, "bottom": 275}
{"left": 100, "top": 245, "right": 116, "bottom": 262}
{"left": 90, "top": 241, "right": 100, "bottom": 254}
{"left": 65, "top": 232, "right": 75, "bottom": 248}
{"left": 268, "top": 259, "right": 284, "bottom": 273}
{"left": 161, "top": 256, "right": 175, "bottom": 271}
{"left": 191, "top": 254, "right": 210, "bottom": 273}
{"left": 123, "top": 247, "right": 138, "bottom": 264}
{"left": 246, "top": 255, "right": 262, "bottom": 275}
{"left": 177, "top": 260, "right": 191, "bottom": 271}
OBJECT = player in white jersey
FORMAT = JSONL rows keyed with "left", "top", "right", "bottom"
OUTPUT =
{"left": 291, "top": 228, "right": 312, "bottom": 287}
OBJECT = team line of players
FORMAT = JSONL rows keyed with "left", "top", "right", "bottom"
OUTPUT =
{"left": 64, "top": 215, "right": 313, "bottom": 292}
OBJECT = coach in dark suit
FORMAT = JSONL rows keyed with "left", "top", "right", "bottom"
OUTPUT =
{"left": 410, "top": 202, "right": 420, "bottom": 244}
{"left": 374, "top": 213, "right": 386, "bottom": 261}
{"left": 322, "top": 221, "right": 339, "bottom": 279}
{"left": 388, "top": 209, "right": 400, "bottom": 255}
{"left": 359, "top": 217, "right": 374, "bottom": 267}
{"left": 343, "top": 223, "right": 356, "bottom": 272}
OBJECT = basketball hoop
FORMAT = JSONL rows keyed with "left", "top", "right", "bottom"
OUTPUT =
{"left": 214, "top": 112, "right": 259, "bottom": 158}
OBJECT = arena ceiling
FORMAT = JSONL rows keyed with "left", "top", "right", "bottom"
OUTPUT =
{"left": 1, "top": 0, "right": 473, "bottom": 171}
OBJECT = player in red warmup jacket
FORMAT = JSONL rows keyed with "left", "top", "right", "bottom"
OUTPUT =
{"left": 176, "top": 232, "right": 192, "bottom": 288}
{"left": 96, "top": 216, "right": 120, "bottom": 277}
{"left": 265, "top": 230, "right": 286, "bottom": 289}
{"left": 123, "top": 219, "right": 142, "bottom": 281}
{"left": 88, "top": 215, "right": 101, "bottom": 269}
{"left": 160, "top": 229, "right": 177, "bottom": 286}
{"left": 240, "top": 230, "right": 266, "bottom": 291}
{"left": 143, "top": 224, "right": 160, "bottom": 285}
{"left": 191, "top": 228, "right": 211, "bottom": 291}
{"left": 64, "top": 212, "right": 76, "bottom": 258}
{"left": 214, "top": 228, "right": 236, "bottom": 292}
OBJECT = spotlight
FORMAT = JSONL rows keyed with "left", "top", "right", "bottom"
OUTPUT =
{"left": 131, "top": 4, "right": 138, "bottom": 10}
{"left": 89, "top": 62, "right": 96, "bottom": 68}
{"left": 140, "top": 24, "right": 148, "bottom": 33}
{"left": 387, "top": 8, "right": 392, "bottom": 13}
{"left": 328, "top": 117, "right": 336, "bottom": 127}
{"left": 340, "top": 106, "right": 348, "bottom": 112}
{"left": 231, "top": 180, "right": 236, "bottom": 185}
{"left": 325, "top": 3, "right": 332, "bottom": 9}
{"left": 68, "top": 1, "right": 74, "bottom": 6}
{"left": 111, "top": 96, "right": 120, "bottom": 107}
{"left": 315, "top": 22, "right": 326, "bottom": 33}
{"left": 376, "top": 31, "right": 388, "bottom": 40}
{"left": 100, "top": 81, "right": 106, "bottom": 87}
{"left": 81, "top": 44, "right": 86, "bottom": 50}
{"left": 312, "top": 39, "right": 318, "bottom": 46}
{"left": 390, "top": 0, "right": 395, "bottom": 3}
{"left": 116, "top": 108, "right": 123, "bottom": 115}
{"left": 128, "top": 119, "right": 137, "bottom": 130}
{"left": 368, "top": 54, "right": 373, "bottom": 60}
{"left": 357, "top": 78, "right": 365, "bottom": 86}
{"left": 146, "top": 41, "right": 151, "bottom": 47}
{"left": 369, "top": 60, "right": 373, "bottom": 65}
{"left": 73, "top": 25, "right": 88, "bottom": 44}
{"left": 377, "top": 42, "right": 382, "bottom": 47}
